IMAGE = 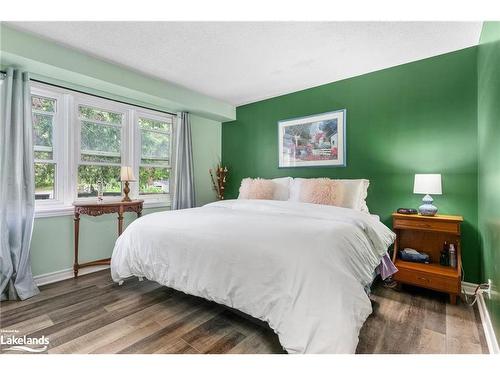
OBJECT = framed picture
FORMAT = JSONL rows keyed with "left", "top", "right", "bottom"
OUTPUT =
{"left": 278, "top": 109, "right": 346, "bottom": 168}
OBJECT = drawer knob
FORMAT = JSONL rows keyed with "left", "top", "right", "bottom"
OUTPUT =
{"left": 417, "top": 277, "right": 430, "bottom": 283}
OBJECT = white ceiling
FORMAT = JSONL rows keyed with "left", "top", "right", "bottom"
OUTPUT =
{"left": 7, "top": 22, "right": 483, "bottom": 106}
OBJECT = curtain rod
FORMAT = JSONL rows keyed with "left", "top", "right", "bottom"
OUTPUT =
{"left": 0, "top": 70, "right": 178, "bottom": 117}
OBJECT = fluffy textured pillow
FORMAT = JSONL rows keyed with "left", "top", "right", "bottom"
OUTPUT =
{"left": 289, "top": 178, "right": 370, "bottom": 212}
{"left": 238, "top": 178, "right": 275, "bottom": 200}
{"left": 299, "top": 178, "right": 344, "bottom": 206}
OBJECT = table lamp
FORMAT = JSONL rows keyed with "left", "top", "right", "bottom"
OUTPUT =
{"left": 413, "top": 174, "right": 442, "bottom": 216}
{"left": 120, "top": 166, "right": 136, "bottom": 202}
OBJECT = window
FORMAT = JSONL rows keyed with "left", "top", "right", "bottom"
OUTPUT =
{"left": 77, "top": 105, "right": 124, "bottom": 198}
{"left": 29, "top": 82, "right": 176, "bottom": 217}
{"left": 138, "top": 115, "right": 172, "bottom": 197}
{"left": 32, "top": 95, "right": 57, "bottom": 200}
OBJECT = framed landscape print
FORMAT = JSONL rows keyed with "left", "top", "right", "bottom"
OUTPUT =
{"left": 278, "top": 109, "right": 346, "bottom": 168}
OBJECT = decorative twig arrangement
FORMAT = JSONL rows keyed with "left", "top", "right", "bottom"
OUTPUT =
{"left": 209, "top": 164, "right": 228, "bottom": 200}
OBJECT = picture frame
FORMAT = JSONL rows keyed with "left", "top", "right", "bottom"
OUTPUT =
{"left": 278, "top": 109, "right": 346, "bottom": 168}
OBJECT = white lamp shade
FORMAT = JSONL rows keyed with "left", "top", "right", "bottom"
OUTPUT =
{"left": 413, "top": 174, "right": 442, "bottom": 195}
{"left": 120, "top": 166, "right": 136, "bottom": 182}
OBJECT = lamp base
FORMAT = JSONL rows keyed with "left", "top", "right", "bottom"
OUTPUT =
{"left": 418, "top": 194, "right": 438, "bottom": 216}
{"left": 122, "top": 181, "right": 132, "bottom": 202}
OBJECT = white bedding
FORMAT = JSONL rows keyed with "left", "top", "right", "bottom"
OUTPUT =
{"left": 111, "top": 199, "right": 395, "bottom": 353}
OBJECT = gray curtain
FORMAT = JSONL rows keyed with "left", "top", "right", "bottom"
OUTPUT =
{"left": 0, "top": 68, "right": 39, "bottom": 301}
{"left": 172, "top": 112, "right": 195, "bottom": 210}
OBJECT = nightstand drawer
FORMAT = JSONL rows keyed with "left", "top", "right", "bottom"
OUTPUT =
{"left": 394, "top": 218, "right": 460, "bottom": 234}
{"left": 394, "top": 267, "right": 460, "bottom": 294}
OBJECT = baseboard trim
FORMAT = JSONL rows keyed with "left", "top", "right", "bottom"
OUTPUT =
{"left": 462, "top": 281, "right": 499, "bottom": 354}
{"left": 476, "top": 292, "right": 500, "bottom": 354}
{"left": 34, "top": 265, "right": 110, "bottom": 286}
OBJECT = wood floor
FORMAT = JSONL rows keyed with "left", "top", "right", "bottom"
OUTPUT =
{"left": 357, "top": 284, "right": 487, "bottom": 354}
{"left": 0, "top": 270, "right": 488, "bottom": 354}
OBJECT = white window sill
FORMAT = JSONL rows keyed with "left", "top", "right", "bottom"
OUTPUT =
{"left": 34, "top": 200, "right": 171, "bottom": 219}
{"left": 35, "top": 205, "right": 74, "bottom": 218}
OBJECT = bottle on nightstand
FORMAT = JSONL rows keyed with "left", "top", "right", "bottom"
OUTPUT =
{"left": 440, "top": 241, "right": 449, "bottom": 266}
{"left": 449, "top": 244, "right": 457, "bottom": 268}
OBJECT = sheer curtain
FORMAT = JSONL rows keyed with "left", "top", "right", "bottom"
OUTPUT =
{"left": 0, "top": 67, "right": 39, "bottom": 300}
{"left": 172, "top": 112, "right": 195, "bottom": 210}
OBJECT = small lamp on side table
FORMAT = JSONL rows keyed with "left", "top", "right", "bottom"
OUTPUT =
{"left": 120, "top": 166, "right": 136, "bottom": 202}
{"left": 413, "top": 173, "right": 442, "bottom": 216}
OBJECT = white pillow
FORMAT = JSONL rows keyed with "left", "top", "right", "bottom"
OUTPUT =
{"left": 289, "top": 178, "right": 305, "bottom": 202}
{"left": 272, "top": 177, "right": 292, "bottom": 201}
{"left": 337, "top": 179, "right": 370, "bottom": 213}
{"left": 289, "top": 178, "right": 370, "bottom": 213}
{"left": 238, "top": 177, "right": 292, "bottom": 201}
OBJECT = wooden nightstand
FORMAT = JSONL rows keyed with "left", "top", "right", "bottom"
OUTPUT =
{"left": 391, "top": 213, "right": 463, "bottom": 304}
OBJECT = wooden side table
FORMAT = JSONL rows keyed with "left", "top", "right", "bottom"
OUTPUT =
{"left": 392, "top": 213, "right": 463, "bottom": 304}
{"left": 72, "top": 200, "right": 144, "bottom": 278}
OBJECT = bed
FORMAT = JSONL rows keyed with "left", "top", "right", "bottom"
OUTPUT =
{"left": 111, "top": 199, "right": 395, "bottom": 353}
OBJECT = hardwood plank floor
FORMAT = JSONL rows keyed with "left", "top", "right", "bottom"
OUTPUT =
{"left": 356, "top": 284, "right": 488, "bottom": 354}
{"left": 0, "top": 270, "right": 487, "bottom": 354}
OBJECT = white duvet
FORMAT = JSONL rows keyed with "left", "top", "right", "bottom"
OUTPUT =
{"left": 111, "top": 199, "right": 395, "bottom": 353}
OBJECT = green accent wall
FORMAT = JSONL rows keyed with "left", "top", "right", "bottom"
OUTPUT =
{"left": 478, "top": 21, "right": 500, "bottom": 342}
{"left": 223, "top": 47, "right": 480, "bottom": 283}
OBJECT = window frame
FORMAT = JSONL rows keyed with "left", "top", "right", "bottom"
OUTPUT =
{"left": 73, "top": 94, "right": 130, "bottom": 203}
{"left": 32, "top": 95, "right": 58, "bottom": 200}
{"left": 31, "top": 85, "right": 70, "bottom": 213}
{"left": 30, "top": 82, "right": 176, "bottom": 218}
{"left": 134, "top": 109, "right": 174, "bottom": 206}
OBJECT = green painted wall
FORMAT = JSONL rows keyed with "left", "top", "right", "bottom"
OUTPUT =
{"left": 31, "top": 208, "right": 162, "bottom": 276}
{"left": 191, "top": 115, "right": 222, "bottom": 206}
{"left": 478, "top": 21, "right": 500, "bottom": 342}
{"left": 222, "top": 47, "right": 480, "bottom": 282}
